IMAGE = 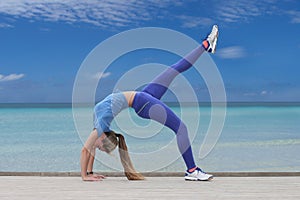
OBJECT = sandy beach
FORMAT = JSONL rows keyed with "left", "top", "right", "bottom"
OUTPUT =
{"left": 1, "top": 174, "right": 299, "bottom": 200}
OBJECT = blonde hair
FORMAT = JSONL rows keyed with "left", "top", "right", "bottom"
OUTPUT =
{"left": 103, "top": 131, "right": 144, "bottom": 180}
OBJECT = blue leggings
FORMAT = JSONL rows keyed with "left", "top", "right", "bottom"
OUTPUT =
{"left": 132, "top": 45, "right": 205, "bottom": 170}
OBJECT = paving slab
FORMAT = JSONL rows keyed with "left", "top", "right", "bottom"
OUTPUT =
{"left": 1, "top": 176, "right": 300, "bottom": 200}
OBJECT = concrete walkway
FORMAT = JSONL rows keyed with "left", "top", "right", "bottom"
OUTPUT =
{"left": 1, "top": 176, "right": 300, "bottom": 200}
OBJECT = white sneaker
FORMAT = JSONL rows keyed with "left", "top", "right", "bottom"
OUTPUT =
{"left": 204, "top": 25, "right": 218, "bottom": 53}
{"left": 184, "top": 167, "right": 213, "bottom": 181}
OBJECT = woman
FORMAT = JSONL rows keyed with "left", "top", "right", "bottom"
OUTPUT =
{"left": 80, "top": 25, "right": 219, "bottom": 181}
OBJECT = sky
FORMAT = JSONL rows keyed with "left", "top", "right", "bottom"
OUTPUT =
{"left": 0, "top": 0, "right": 300, "bottom": 103}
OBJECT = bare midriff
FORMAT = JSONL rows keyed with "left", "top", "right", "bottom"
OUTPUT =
{"left": 122, "top": 91, "right": 136, "bottom": 107}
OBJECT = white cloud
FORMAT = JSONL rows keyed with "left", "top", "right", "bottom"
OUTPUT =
{"left": 0, "top": 23, "right": 14, "bottom": 28}
{"left": 244, "top": 90, "right": 273, "bottom": 97}
{"left": 287, "top": 10, "right": 300, "bottom": 23}
{"left": 177, "top": 15, "right": 213, "bottom": 28}
{"left": 243, "top": 90, "right": 273, "bottom": 97}
{"left": 215, "top": 0, "right": 278, "bottom": 23}
{"left": 217, "top": 46, "right": 246, "bottom": 59}
{"left": 0, "top": 0, "right": 184, "bottom": 28}
{"left": 0, "top": 0, "right": 296, "bottom": 29}
{"left": 261, "top": 90, "right": 273, "bottom": 96}
{"left": 261, "top": 90, "right": 268, "bottom": 95}
{"left": 93, "top": 72, "right": 111, "bottom": 80}
{"left": 0, "top": 73, "right": 25, "bottom": 82}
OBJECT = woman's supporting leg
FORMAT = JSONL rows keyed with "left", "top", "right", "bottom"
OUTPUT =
{"left": 142, "top": 45, "right": 205, "bottom": 100}
{"left": 132, "top": 92, "right": 196, "bottom": 170}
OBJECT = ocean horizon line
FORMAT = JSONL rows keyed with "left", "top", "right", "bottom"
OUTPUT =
{"left": 1, "top": 101, "right": 300, "bottom": 108}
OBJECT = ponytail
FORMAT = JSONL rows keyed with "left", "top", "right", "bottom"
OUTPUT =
{"left": 115, "top": 133, "right": 144, "bottom": 180}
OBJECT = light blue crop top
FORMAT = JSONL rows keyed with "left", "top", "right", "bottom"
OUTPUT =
{"left": 93, "top": 92, "right": 128, "bottom": 137}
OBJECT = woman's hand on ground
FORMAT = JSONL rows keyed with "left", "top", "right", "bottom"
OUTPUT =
{"left": 88, "top": 173, "right": 106, "bottom": 179}
{"left": 82, "top": 174, "right": 105, "bottom": 181}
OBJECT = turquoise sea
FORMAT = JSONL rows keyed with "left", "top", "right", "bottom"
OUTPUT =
{"left": 0, "top": 103, "right": 299, "bottom": 173}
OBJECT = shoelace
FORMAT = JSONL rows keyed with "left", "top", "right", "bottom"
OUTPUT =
{"left": 195, "top": 167, "right": 206, "bottom": 174}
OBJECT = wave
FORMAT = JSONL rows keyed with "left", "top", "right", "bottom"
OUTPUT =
{"left": 218, "top": 139, "right": 300, "bottom": 147}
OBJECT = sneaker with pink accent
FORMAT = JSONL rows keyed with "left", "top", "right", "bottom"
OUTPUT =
{"left": 184, "top": 167, "right": 213, "bottom": 181}
{"left": 203, "top": 25, "right": 218, "bottom": 54}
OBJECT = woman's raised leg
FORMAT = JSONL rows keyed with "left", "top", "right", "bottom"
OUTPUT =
{"left": 141, "top": 45, "right": 205, "bottom": 100}
{"left": 142, "top": 25, "right": 218, "bottom": 100}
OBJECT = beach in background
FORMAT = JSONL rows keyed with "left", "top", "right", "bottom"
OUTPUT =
{"left": 0, "top": 103, "right": 299, "bottom": 173}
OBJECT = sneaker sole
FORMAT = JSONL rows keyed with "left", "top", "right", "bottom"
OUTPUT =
{"left": 185, "top": 176, "right": 214, "bottom": 181}
{"left": 208, "top": 25, "right": 218, "bottom": 54}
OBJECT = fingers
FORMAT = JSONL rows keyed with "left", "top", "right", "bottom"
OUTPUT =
{"left": 84, "top": 174, "right": 106, "bottom": 181}
{"left": 95, "top": 174, "right": 106, "bottom": 179}
{"left": 87, "top": 173, "right": 106, "bottom": 179}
